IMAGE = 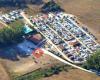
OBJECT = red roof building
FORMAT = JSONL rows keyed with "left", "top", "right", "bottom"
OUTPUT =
{"left": 27, "top": 33, "right": 43, "bottom": 44}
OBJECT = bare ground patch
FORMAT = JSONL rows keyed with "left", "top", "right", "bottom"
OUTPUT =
{"left": 42, "top": 69, "right": 100, "bottom": 80}
{"left": 0, "top": 63, "right": 10, "bottom": 80}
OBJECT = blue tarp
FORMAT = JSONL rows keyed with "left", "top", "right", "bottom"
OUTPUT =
{"left": 16, "top": 40, "right": 37, "bottom": 55}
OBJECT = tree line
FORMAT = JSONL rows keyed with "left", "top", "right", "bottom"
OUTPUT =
{"left": 0, "top": 0, "right": 43, "bottom": 7}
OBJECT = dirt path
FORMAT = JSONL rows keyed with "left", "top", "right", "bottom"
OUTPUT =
{"left": 0, "top": 20, "right": 8, "bottom": 27}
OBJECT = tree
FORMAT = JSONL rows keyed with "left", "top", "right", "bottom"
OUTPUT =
{"left": 0, "top": 26, "right": 24, "bottom": 47}
{"left": 41, "top": 0, "right": 64, "bottom": 13}
{"left": 83, "top": 50, "right": 100, "bottom": 72}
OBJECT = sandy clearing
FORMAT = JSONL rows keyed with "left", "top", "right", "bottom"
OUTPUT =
{"left": 42, "top": 69, "right": 100, "bottom": 80}
{"left": 0, "top": 63, "right": 10, "bottom": 80}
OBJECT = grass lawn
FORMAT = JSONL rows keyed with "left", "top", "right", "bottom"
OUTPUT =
{"left": 8, "top": 20, "right": 24, "bottom": 28}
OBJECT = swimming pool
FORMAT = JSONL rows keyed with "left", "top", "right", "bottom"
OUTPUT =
{"left": 23, "top": 24, "right": 33, "bottom": 34}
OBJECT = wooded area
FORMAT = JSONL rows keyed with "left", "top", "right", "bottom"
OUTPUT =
{"left": 0, "top": 0, "right": 43, "bottom": 7}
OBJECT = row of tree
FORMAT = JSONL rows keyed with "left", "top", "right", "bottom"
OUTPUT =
{"left": 0, "top": 26, "right": 24, "bottom": 47}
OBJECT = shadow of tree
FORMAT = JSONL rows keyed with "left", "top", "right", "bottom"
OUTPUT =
{"left": 0, "top": 0, "right": 44, "bottom": 8}
{"left": 0, "top": 47, "right": 19, "bottom": 61}
{"left": 0, "top": 45, "right": 30, "bottom": 61}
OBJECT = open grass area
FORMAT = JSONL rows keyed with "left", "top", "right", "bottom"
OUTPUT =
{"left": 42, "top": 69, "right": 100, "bottom": 80}
{"left": 8, "top": 20, "right": 24, "bottom": 28}
{"left": 13, "top": 64, "right": 100, "bottom": 80}
{"left": 14, "top": 65, "right": 69, "bottom": 80}
{"left": 26, "top": 5, "right": 42, "bottom": 16}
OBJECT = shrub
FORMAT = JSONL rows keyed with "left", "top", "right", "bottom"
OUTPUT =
{"left": 83, "top": 50, "right": 100, "bottom": 72}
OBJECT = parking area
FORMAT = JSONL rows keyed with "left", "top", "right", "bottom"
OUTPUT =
{"left": 0, "top": 9, "right": 23, "bottom": 24}
{"left": 29, "top": 12, "right": 100, "bottom": 63}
